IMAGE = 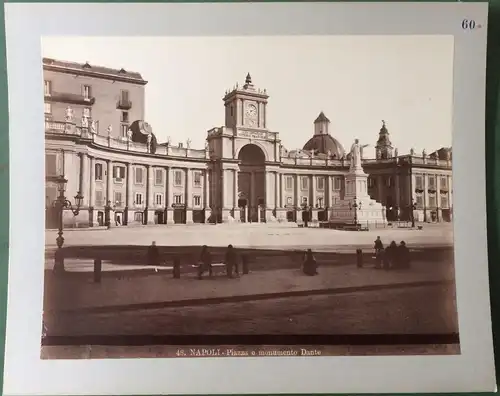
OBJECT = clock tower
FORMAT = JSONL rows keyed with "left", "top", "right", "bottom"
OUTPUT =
{"left": 223, "top": 73, "right": 269, "bottom": 130}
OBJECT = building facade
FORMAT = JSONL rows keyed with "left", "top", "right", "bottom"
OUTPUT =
{"left": 44, "top": 59, "right": 453, "bottom": 228}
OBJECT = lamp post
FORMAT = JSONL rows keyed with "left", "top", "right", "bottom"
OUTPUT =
{"left": 104, "top": 200, "right": 115, "bottom": 229}
{"left": 411, "top": 199, "right": 417, "bottom": 228}
{"left": 49, "top": 175, "right": 83, "bottom": 273}
{"left": 349, "top": 197, "right": 362, "bottom": 225}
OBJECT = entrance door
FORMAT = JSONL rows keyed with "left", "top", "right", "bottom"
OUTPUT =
{"left": 155, "top": 211, "right": 164, "bottom": 224}
{"left": 97, "top": 211, "right": 104, "bottom": 226}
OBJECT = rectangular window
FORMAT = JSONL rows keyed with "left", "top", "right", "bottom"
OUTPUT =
{"left": 44, "top": 102, "right": 52, "bottom": 115}
{"left": 428, "top": 176, "right": 436, "bottom": 189}
{"left": 440, "top": 195, "right": 448, "bottom": 208}
{"left": 193, "top": 171, "right": 202, "bottom": 187}
{"left": 317, "top": 177, "right": 325, "bottom": 190}
{"left": 317, "top": 197, "right": 324, "bottom": 207}
{"left": 135, "top": 167, "right": 144, "bottom": 184}
{"left": 429, "top": 194, "right": 437, "bottom": 207}
{"left": 302, "top": 197, "right": 308, "bottom": 205}
{"left": 155, "top": 169, "right": 163, "bottom": 185}
{"left": 45, "top": 154, "right": 57, "bottom": 176}
{"left": 113, "top": 165, "right": 125, "bottom": 182}
{"left": 83, "top": 107, "right": 91, "bottom": 118}
{"left": 44, "top": 80, "right": 51, "bottom": 96}
{"left": 440, "top": 176, "right": 447, "bottom": 189}
{"left": 174, "top": 170, "right": 183, "bottom": 186}
{"left": 174, "top": 194, "right": 183, "bottom": 204}
{"left": 193, "top": 195, "right": 201, "bottom": 207}
{"left": 334, "top": 177, "right": 341, "bottom": 190}
{"left": 155, "top": 193, "right": 163, "bottom": 206}
{"left": 285, "top": 176, "right": 293, "bottom": 190}
{"left": 301, "top": 177, "right": 308, "bottom": 190}
{"left": 95, "top": 163, "right": 103, "bottom": 181}
{"left": 121, "top": 111, "right": 129, "bottom": 123}
{"left": 135, "top": 193, "right": 143, "bottom": 205}
{"left": 82, "top": 85, "right": 91, "bottom": 99}
{"left": 416, "top": 194, "right": 423, "bottom": 207}
{"left": 415, "top": 175, "right": 424, "bottom": 190}
{"left": 46, "top": 187, "right": 57, "bottom": 206}
{"left": 114, "top": 192, "right": 123, "bottom": 206}
{"left": 121, "top": 124, "right": 129, "bottom": 137}
{"left": 95, "top": 190, "right": 104, "bottom": 206}
{"left": 121, "top": 90, "right": 129, "bottom": 102}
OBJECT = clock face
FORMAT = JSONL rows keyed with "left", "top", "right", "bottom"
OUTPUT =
{"left": 245, "top": 103, "right": 258, "bottom": 127}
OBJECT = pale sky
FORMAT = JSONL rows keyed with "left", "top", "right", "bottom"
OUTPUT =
{"left": 42, "top": 36, "right": 453, "bottom": 156}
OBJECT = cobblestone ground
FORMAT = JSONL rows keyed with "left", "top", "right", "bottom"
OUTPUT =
{"left": 45, "top": 284, "right": 458, "bottom": 336}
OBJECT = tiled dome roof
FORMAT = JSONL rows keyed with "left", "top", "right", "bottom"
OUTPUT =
{"left": 303, "top": 134, "right": 345, "bottom": 158}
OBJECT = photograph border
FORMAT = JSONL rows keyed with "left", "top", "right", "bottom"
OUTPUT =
{"left": 1, "top": 1, "right": 496, "bottom": 394}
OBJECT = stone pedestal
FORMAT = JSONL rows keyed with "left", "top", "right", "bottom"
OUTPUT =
{"left": 186, "top": 209, "right": 194, "bottom": 224}
{"left": 311, "top": 209, "right": 318, "bottom": 222}
{"left": 265, "top": 209, "right": 276, "bottom": 222}
{"left": 146, "top": 209, "right": 155, "bottom": 225}
{"left": 222, "top": 208, "right": 236, "bottom": 223}
{"left": 330, "top": 165, "right": 386, "bottom": 227}
{"left": 165, "top": 209, "right": 174, "bottom": 224}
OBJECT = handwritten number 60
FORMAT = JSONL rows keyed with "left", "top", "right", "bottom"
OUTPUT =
{"left": 462, "top": 19, "right": 476, "bottom": 30}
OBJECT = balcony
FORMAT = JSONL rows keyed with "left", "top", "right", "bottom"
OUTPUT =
{"left": 45, "top": 91, "right": 95, "bottom": 106}
{"left": 117, "top": 98, "right": 132, "bottom": 110}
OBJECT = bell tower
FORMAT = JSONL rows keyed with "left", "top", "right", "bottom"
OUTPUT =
{"left": 314, "top": 111, "right": 330, "bottom": 135}
{"left": 223, "top": 73, "right": 269, "bottom": 130}
{"left": 375, "top": 120, "right": 394, "bottom": 159}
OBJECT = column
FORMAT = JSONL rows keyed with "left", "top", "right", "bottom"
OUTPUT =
{"left": 436, "top": 174, "right": 442, "bottom": 222}
{"left": 279, "top": 173, "right": 284, "bottom": 208}
{"left": 377, "top": 175, "right": 384, "bottom": 203}
{"left": 146, "top": 165, "right": 155, "bottom": 224}
{"left": 88, "top": 156, "right": 95, "bottom": 226}
{"left": 106, "top": 160, "right": 113, "bottom": 205}
{"left": 165, "top": 166, "right": 173, "bottom": 224}
{"left": 106, "top": 160, "right": 114, "bottom": 227}
{"left": 126, "top": 163, "right": 134, "bottom": 225}
{"left": 233, "top": 169, "right": 238, "bottom": 209}
{"left": 311, "top": 175, "right": 318, "bottom": 221}
{"left": 423, "top": 173, "right": 429, "bottom": 222}
{"left": 295, "top": 174, "right": 301, "bottom": 223}
{"left": 448, "top": 175, "right": 453, "bottom": 221}
{"left": 274, "top": 172, "right": 279, "bottom": 209}
{"left": 395, "top": 173, "right": 400, "bottom": 220}
{"left": 203, "top": 169, "right": 211, "bottom": 223}
{"left": 186, "top": 168, "right": 193, "bottom": 223}
{"left": 79, "top": 153, "right": 89, "bottom": 207}
{"left": 250, "top": 171, "right": 255, "bottom": 222}
{"left": 265, "top": 170, "right": 275, "bottom": 221}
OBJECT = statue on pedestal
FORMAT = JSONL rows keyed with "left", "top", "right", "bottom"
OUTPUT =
{"left": 106, "top": 124, "right": 112, "bottom": 137}
{"left": 127, "top": 128, "right": 132, "bottom": 141}
{"left": 146, "top": 133, "right": 152, "bottom": 152}
{"left": 64, "top": 106, "right": 74, "bottom": 123}
{"left": 166, "top": 136, "right": 172, "bottom": 146}
{"left": 186, "top": 138, "right": 191, "bottom": 149}
{"left": 81, "top": 116, "right": 88, "bottom": 128}
{"left": 349, "top": 138, "right": 369, "bottom": 169}
{"left": 410, "top": 147, "right": 415, "bottom": 156}
{"left": 90, "top": 120, "right": 97, "bottom": 134}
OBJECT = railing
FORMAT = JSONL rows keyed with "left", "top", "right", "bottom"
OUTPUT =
{"left": 46, "top": 120, "right": 452, "bottom": 168}
{"left": 116, "top": 99, "right": 132, "bottom": 110}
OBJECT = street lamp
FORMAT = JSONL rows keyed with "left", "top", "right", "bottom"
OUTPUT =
{"left": 104, "top": 200, "right": 116, "bottom": 228}
{"left": 48, "top": 175, "right": 83, "bottom": 272}
{"left": 349, "top": 197, "right": 362, "bottom": 225}
{"left": 411, "top": 199, "right": 417, "bottom": 228}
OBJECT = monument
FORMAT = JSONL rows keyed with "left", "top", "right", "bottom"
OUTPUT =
{"left": 329, "top": 139, "right": 387, "bottom": 228}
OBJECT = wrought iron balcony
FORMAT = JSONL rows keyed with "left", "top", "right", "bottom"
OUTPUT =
{"left": 117, "top": 98, "right": 132, "bottom": 110}
{"left": 45, "top": 91, "right": 95, "bottom": 106}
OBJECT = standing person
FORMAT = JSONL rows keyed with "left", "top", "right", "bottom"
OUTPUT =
{"left": 302, "top": 249, "right": 318, "bottom": 276}
{"left": 225, "top": 244, "right": 238, "bottom": 278}
{"left": 384, "top": 240, "right": 398, "bottom": 270}
{"left": 397, "top": 241, "right": 411, "bottom": 269}
{"left": 374, "top": 236, "right": 384, "bottom": 269}
{"left": 147, "top": 241, "right": 160, "bottom": 266}
{"left": 198, "top": 245, "right": 212, "bottom": 279}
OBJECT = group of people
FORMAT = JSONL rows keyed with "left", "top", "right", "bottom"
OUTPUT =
{"left": 374, "top": 236, "right": 411, "bottom": 270}
{"left": 198, "top": 244, "right": 240, "bottom": 279}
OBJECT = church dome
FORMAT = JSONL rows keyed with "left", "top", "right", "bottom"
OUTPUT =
{"left": 303, "top": 134, "right": 345, "bottom": 158}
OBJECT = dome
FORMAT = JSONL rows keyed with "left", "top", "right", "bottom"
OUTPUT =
{"left": 303, "top": 134, "right": 345, "bottom": 158}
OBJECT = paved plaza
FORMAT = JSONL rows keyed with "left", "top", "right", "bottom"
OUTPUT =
{"left": 45, "top": 223, "right": 454, "bottom": 252}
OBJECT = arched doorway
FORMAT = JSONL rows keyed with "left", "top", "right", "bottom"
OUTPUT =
{"left": 238, "top": 144, "right": 266, "bottom": 223}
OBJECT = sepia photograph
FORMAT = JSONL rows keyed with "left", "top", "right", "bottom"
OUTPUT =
{"left": 41, "top": 35, "right": 458, "bottom": 359}
{"left": 3, "top": 2, "right": 494, "bottom": 395}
